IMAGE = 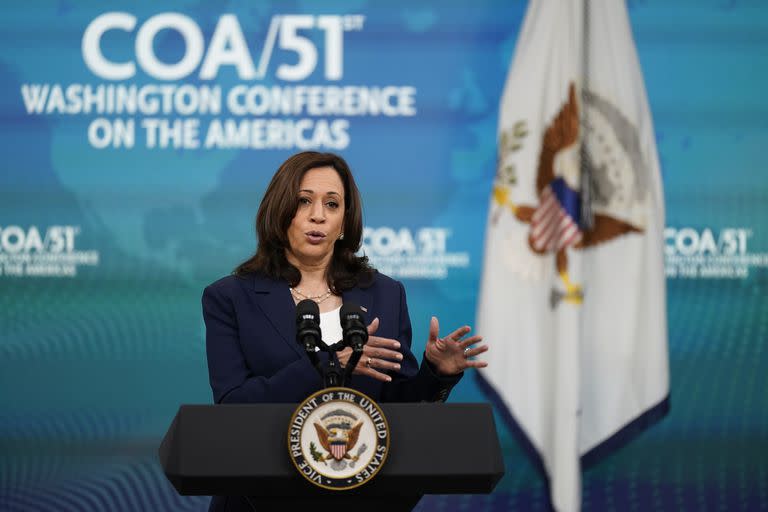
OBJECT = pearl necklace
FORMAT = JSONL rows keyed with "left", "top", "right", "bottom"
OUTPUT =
{"left": 290, "top": 286, "right": 333, "bottom": 304}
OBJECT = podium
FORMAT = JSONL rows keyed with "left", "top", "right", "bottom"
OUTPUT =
{"left": 159, "top": 403, "right": 504, "bottom": 511}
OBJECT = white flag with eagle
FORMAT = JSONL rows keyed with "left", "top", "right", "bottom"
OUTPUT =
{"left": 476, "top": 1, "right": 670, "bottom": 510}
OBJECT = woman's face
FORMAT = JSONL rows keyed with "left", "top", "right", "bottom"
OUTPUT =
{"left": 286, "top": 166, "right": 345, "bottom": 269}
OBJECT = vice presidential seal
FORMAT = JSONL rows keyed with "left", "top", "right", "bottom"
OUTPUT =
{"left": 287, "top": 387, "right": 390, "bottom": 490}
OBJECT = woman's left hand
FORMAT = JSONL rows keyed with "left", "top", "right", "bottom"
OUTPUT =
{"left": 336, "top": 318, "right": 404, "bottom": 382}
{"left": 424, "top": 316, "right": 488, "bottom": 376}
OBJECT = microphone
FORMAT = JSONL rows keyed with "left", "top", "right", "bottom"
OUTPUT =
{"left": 340, "top": 302, "right": 368, "bottom": 385}
{"left": 296, "top": 299, "right": 341, "bottom": 387}
{"left": 296, "top": 299, "right": 322, "bottom": 355}
{"left": 340, "top": 302, "right": 368, "bottom": 352}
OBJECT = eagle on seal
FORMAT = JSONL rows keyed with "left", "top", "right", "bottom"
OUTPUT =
{"left": 313, "top": 409, "right": 363, "bottom": 462}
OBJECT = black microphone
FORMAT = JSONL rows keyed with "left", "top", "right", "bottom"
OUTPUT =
{"left": 296, "top": 299, "right": 322, "bottom": 356}
{"left": 340, "top": 302, "right": 368, "bottom": 352}
{"left": 296, "top": 299, "right": 341, "bottom": 387}
{"left": 340, "top": 302, "right": 368, "bottom": 385}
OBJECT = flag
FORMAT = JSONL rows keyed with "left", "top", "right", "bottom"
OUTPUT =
{"left": 475, "top": 1, "right": 670, "bottom": 510}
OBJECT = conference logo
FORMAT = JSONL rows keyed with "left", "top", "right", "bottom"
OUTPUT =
{"left": 287, "top": 387, "right": 389, "bottom": 490}
{"left": 0, "top": 225, "right": 99, "bottom": 278}
{"left": 20, "top": 12, "right": 418, "bottom": 151}
{"left": 664, "top": 226, "right": 766, "bottom": 279}
{"left": 361, "top": 226, "right": 470, "bottom": 280}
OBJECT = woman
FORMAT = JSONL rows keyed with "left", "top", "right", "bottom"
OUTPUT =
{"left": 203, "top": 151, "right": 487, "bottom": 406}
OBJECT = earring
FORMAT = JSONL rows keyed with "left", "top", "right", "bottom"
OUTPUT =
{"left": 339, "top": 232, "right": 344, "bottom": 240}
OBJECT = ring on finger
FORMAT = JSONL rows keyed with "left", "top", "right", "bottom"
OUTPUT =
{"left": 463, "top": 347, "right": 471, "bottom": 358}
{"left": 366, "top": 357, "right": 373, "bottom": 368}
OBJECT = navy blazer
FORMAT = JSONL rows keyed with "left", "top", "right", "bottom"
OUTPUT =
{"left": 203, "top": 271, "right": 461, "bottom": 404}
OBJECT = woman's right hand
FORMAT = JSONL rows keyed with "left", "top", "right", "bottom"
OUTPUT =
{"left": 336, "top": 317, "right": 403, "bottom": 382}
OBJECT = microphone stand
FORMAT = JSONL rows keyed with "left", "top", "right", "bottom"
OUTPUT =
{"left": 322, "top": 349, "right": 343, "bottom": 388}
{"left": 342, "top": 342, "right": 364, "bottom": 387}
{"left": 299, "top": 336, "right": 321, "bottom": 377}
{"left": 297, "top": 327, "right": 347, "bottom": 388}
{"left": 313, "top": 340, "right": 362, "bottom": 388}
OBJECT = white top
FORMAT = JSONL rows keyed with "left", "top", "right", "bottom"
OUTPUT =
{"left": 319, "top": 305, "right": 343, "bottom": 346}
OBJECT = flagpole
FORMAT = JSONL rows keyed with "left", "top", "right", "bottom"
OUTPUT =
{"left": 580, "top": 0, "right": 594, "bottom": 231}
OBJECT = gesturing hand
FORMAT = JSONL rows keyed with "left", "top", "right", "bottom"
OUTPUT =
{"left": 336, "top": 317, "right": 403, "bottom": 382}
{"left": 424, "top": 316, "right": 488, "bottom": 376}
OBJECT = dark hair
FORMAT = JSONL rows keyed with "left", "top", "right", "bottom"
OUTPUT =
{"left": 234, "top": 151, "right": 374, "bottom": 292}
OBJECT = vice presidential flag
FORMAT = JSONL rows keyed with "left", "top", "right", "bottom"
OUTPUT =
{"left": 476, "top": 1, "right": 670, "bottom": 510}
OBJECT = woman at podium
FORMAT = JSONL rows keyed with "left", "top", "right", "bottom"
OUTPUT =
{"left": 203, "top": 151, "right": 487, "bottom": 405}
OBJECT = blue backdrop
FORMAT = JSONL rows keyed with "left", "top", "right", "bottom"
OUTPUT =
{"left": 1, "top": 1, "right": 766, "bottom": 510}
